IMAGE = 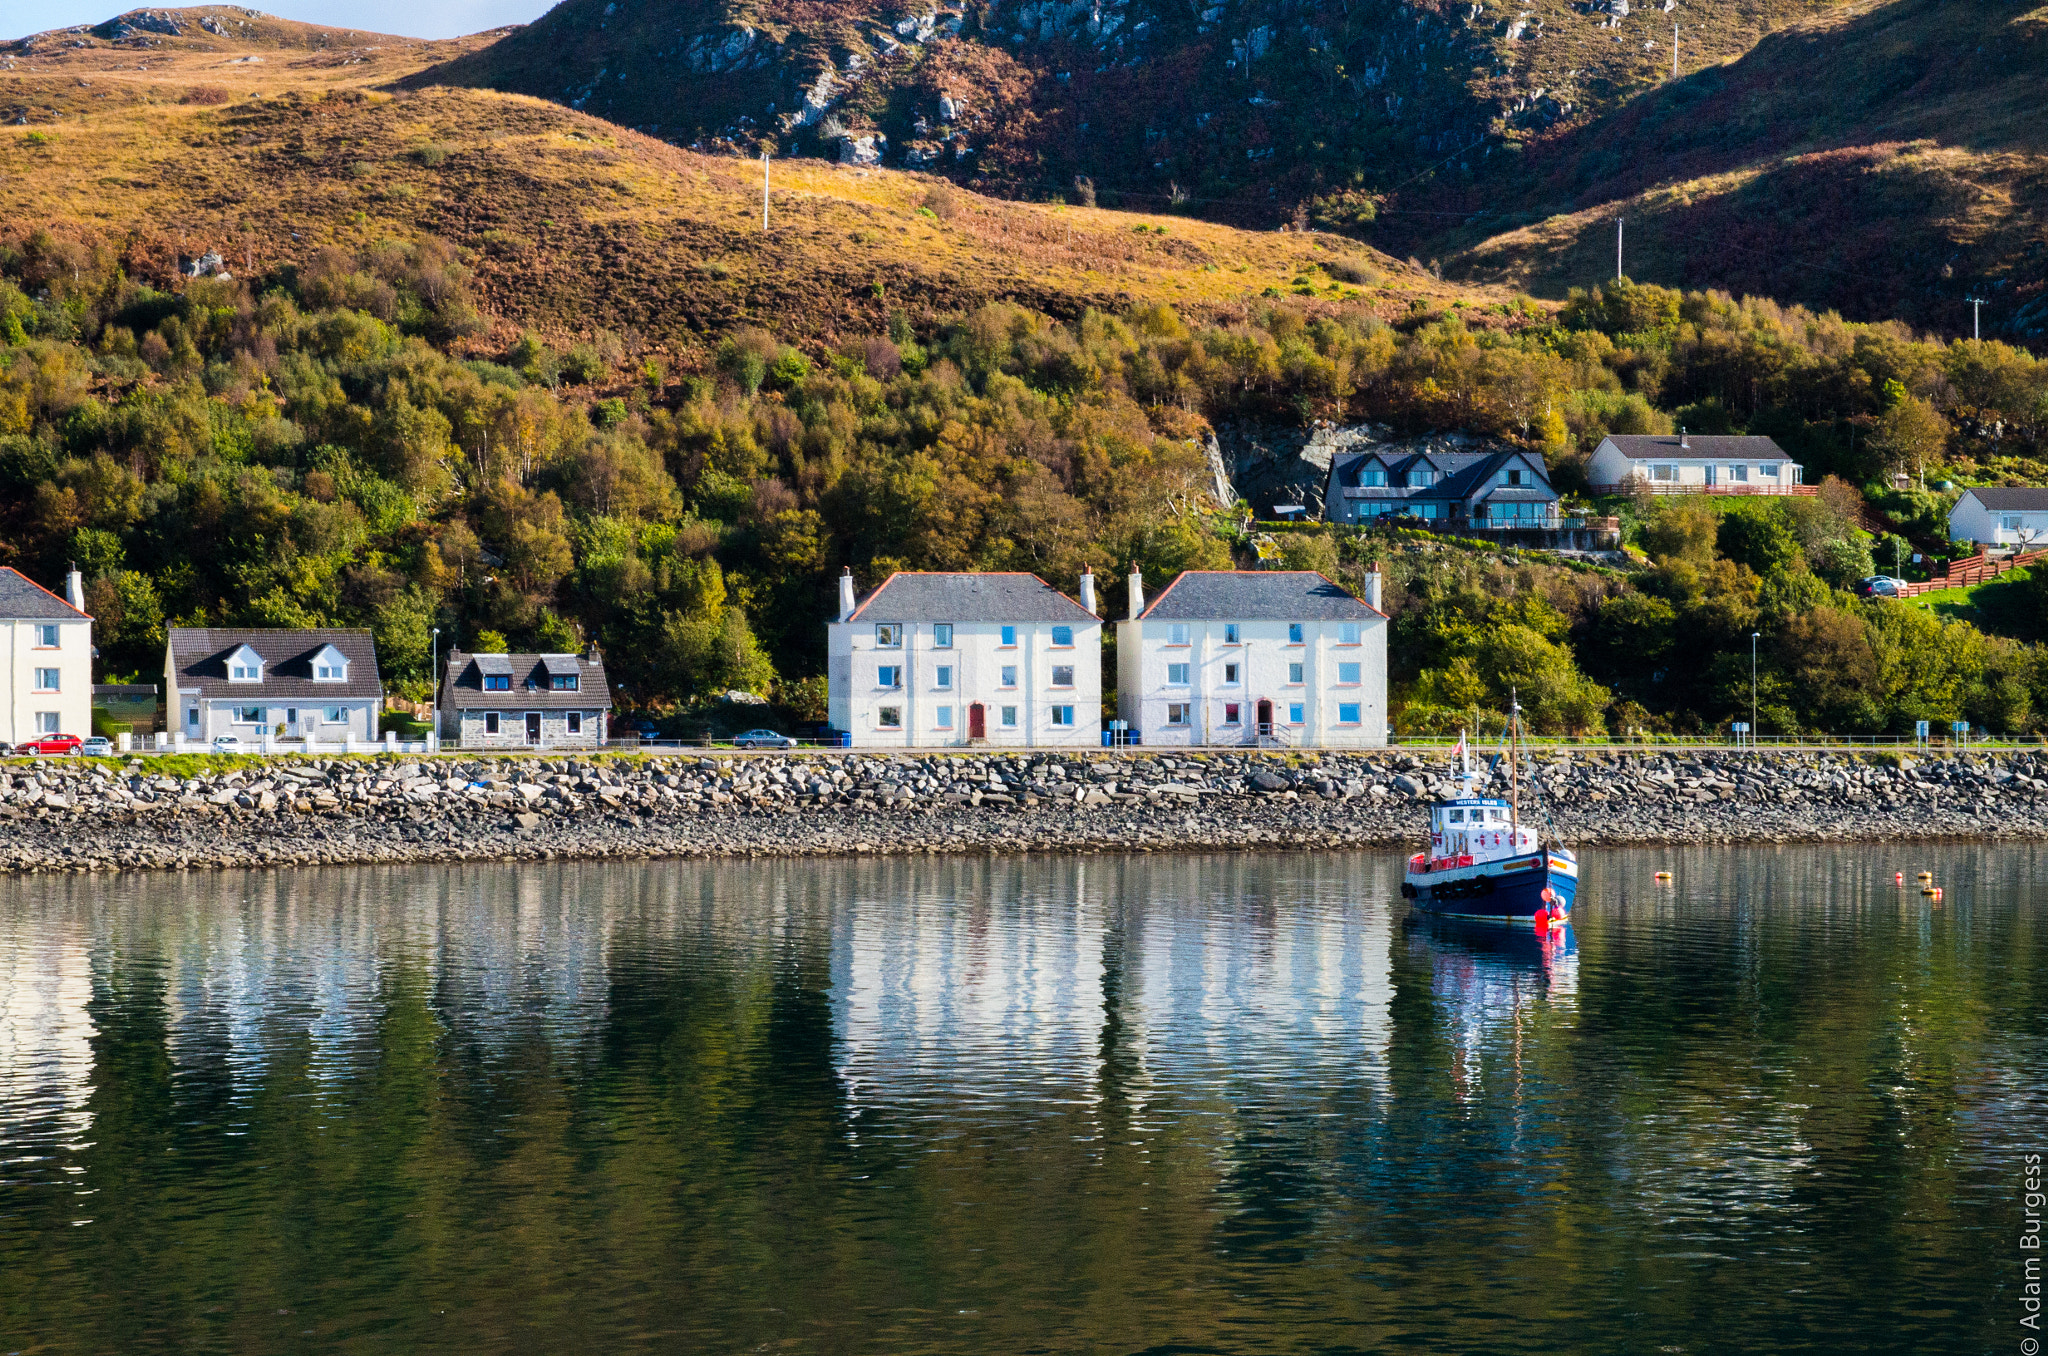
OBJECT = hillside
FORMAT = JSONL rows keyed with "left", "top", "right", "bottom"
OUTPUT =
{"left": 1395, "top": 0, "right": 2048, "bottom": 338}
{"left": 401, "top": 0, "right": 1850, "bottom": 221}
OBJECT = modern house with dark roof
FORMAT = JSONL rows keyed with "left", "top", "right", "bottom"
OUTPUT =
{"left": 438, "top": 649, "right": 612, "bottom": 748}
{"left": 1948, "top": 487, "right": 2048, "bottom": 550}
{"left": 1116, "top": 568, "right": 1388, "bottom": 748}
{"left": 1322, "top": 444, "right": 1561, "bottom": 531}
{"left": 828, "top": 569, "right": 1103, "bottom": 747}
{"left": 2, "top": 567, "right": 93, "bottom": 746}
{"left": 1588, "top": 433, "right": 1807, "bottom": 494}
{"left": 165, "top": 628, "right": 383, "bottom": 748}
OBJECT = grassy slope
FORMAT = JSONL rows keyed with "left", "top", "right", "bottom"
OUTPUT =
{"left": 0, "top": 9, "right": 1503, "bottom": 352}
{"left": 1403, "top": 0, "right": 2048, "bottom": 335}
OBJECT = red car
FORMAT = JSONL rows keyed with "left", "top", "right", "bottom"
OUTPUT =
{"left": 13, "top": 733, "right": 82, "bottom": 757}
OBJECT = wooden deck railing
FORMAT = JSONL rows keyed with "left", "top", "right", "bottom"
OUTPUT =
{"left": 1896, "top": 547, "right": 2047, "bottom": 597}
{"left": 1590, "top": 482, "right": 1818, "bottom": 497}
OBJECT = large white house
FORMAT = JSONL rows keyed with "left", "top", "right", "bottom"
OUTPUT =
{"left": 1947, "top": 487, "right": 2048, "bottom": 550}
{"left": 165, "top": 628, "right": 382, "bottom": 747}
{"left": 0, "top": 567, "right": 93, "bottom": 745}
{"left": 827, "top": 569, "right": 1103, "bottom": 748}
{"left": 1588, "top": 433, "right": 1804, "bottom": 493}
{"left": 1116, "top": 568, "right": 1388, "bottom": 748}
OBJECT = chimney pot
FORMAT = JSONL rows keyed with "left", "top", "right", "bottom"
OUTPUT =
{"left": 1126, "top": 562, "right": 1145, "bottom": 620}
{"left": 1078, "top": 565, "right": 1097, "bottom": 616}
{"left": 837, "top": 566, "right": 857, "bottom": 621}
{"left": 64, "top": 566, "right": 85, "bottom": 612}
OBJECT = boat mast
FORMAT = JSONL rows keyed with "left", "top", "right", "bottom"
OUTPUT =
{"left": 1509, "top": 689, "right": 1521, "bottom": 842}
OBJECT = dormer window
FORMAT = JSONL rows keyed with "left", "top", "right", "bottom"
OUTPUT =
{"left": 1358, "top": 467, "right": 1387, "bottom": 487}
{"left": 226, "top": 645, "right": 264, "bottom": 683}
{"left": 476, "top": 653, "right": 514, "bottom": 692}
{"left": 311, "top": 644, "right": 349, "bottom": 682}
{"left": 1409, "top": 469, "right": 1436, "bottom": 488}
{"left": 550, "top": 673, "right": 580, "bottom": 692}
{"left": 485, "top": 675, "right": 512, "bottom": 691}
{"left": 1503, "top": 467, "right": 1524, "bottom": 487}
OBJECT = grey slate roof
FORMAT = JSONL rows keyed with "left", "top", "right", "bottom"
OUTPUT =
{"left": 1323, "top": 446, "right": 1557, "bottom": 519}
{"left": 1961, "top": 487, "right": 2048, "bottom": 511}
{"left": 1140, "top": 571, "right": 1384, "bottom": 621}
{"left": 442, "top": 651, "right": 613, "bottom": 710}
{"left": 0, "top": 567, "right": 90, "bottom": 621}
{"left": 848, "top": 572, "right": 1097, "bottom": 623}
{"left": 168, "top": 628, "right": 382, "bottom": 700}
{"left": 1601, "top": 434, "right": 1793, "bottom": 461}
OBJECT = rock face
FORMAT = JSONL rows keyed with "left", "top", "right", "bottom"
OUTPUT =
{"left": 1, "top": 748, "right": 2043, "bottom": 874}
{"left": 1211, "top": 423, "right": 1513, "bottom": 518}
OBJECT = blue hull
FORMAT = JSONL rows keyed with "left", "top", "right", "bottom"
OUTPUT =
{"left": 1410, "top": 858, "right": 1579, "bottom": 925}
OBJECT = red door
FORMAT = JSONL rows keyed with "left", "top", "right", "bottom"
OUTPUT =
{"left": 968, "top": 703, "right": 985, "bottom": 739}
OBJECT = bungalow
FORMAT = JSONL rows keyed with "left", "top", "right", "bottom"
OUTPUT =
{"left": 1947, "top": 487, "right": 2048, "bottom": 551}
{"left": 165, "top": 628, "right": 382, "bottom": 747}
{"left": 439, "top": 649, "right": 612, "bottom": 748}
{"left": 1, "top": 567, "right": 93, "bottom": 746}
{"left": 1322, "top": 445, "right": 1560, "bottom": 530}
{"left": 1587, "top": 433, "right": 1805, "bottom": 493}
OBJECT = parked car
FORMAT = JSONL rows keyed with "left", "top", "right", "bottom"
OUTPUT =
{"left": 211, "top": 734, "right": 243, "bottom": 751}
{"left": 80, "top": 736, "right": 115, "bottom": 757}
{"left": 732, "top": 728, "right": 797, "bottom": 750}
{"left": 15, "top": 733, "right": 82, "bottom": 756}
{"left": 1855, "top": 576, "right": 1907, "bottom": 598}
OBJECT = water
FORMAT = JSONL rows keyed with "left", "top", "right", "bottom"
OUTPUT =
{"left": 1, "top": 846, "right": 2041, "bottom": 1354}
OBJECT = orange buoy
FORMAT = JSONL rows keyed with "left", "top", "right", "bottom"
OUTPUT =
{"left": 1894, "top": 872, "right": 1904, "bottom": 884}
{"left": 1654, "top": 871, "right": 1673, "bottom": 881}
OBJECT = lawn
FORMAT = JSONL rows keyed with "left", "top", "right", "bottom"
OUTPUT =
{"left": 1904, "top": 563, "right": 2044, "bottom": 640}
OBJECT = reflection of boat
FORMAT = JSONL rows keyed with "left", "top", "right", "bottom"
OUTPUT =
{"left": 1410, "top": 914, "right": 1577, "bottom": 989}
{"left": 1401, "top": 699, "right": 1578, "bottom": 927}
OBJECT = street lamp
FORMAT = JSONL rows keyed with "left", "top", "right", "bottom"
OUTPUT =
{"left": 1750, "top": 631, "right": 1759, "bottom": 746}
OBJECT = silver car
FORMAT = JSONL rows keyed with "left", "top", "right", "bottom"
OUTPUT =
{"left": 81, "top": 737, "right": 115, "bottom": 757}
{"left": 732, "top": 728, "right": 797, "bottom": 749}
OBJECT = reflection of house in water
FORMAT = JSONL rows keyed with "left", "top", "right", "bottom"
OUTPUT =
{"left": 0, "top": 907, "right": 97, "bottom": 1162}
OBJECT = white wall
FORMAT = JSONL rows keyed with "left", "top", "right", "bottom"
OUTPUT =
{"left": 828, "top": 617, "right": 1102, "bottom": 748}
{"left": 1116, "top": 616, "right": 1388, "bottom": 748}
{"left": 1949, "top": 494, "right": 2048, "bottom": 548}
{"left": 1589, "top": 440, "right": 1801, "bottom": 489}
{"left": 177, "top": 698, "right": 378, "bottom": 744}
{"left": 1, "top": 616, "right": 93, "bottom": 744}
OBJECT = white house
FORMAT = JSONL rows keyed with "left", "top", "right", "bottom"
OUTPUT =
{"left": 438, "top": 649, "right": 612, "bottom": 748}
{"left": 165, "top": 628, "right": 382, "bottom": 747}
{"left": 827, "top": 569, "right": 1103, "bottom": 748}
{"left": 0, "top": 567, "right": 93, "bottom": 745}
{"left": 1588, "top": 433, "right": 1804, "bottom": 493}
{"left": 1116, "top": 567, "right": 1388, "bottom": 749}
{"left": 1947, "top": 487, "right": 2048, "bottom": 551}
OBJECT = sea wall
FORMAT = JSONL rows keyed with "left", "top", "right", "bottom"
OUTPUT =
{"left": 4, "top": 747, "right": 2045, "bottom": 874}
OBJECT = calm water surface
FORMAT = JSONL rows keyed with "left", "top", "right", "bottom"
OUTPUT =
{"left": 1, "top": 846, "right": 2042, "bottom": 1353}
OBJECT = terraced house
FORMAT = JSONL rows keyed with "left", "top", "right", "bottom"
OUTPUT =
{"left": 0, "top": 568, "right": 93, "bottom": 747}
{"left": 827, "top": 570, "right": 1103, "bottom": 748}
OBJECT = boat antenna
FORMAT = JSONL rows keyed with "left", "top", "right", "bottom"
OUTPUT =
{"left": 1459, "top": 726, "right": 1474, "bottom": 795}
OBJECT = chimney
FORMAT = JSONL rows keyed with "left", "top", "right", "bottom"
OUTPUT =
{"left": 1078, "top": 565, "right": 1097, "bottom": 616}
{"left": 1126, "top": 563, "right": 1145, "bottom": 620}
{"left": 64, "top": 564, "right": 84, "bottom": 612}
{"left": 1365, "top": 559, "right": 1383, "bottom": 612}
{"left": 1679, "top": 426, "right": 1689, "bottom": 451}
{"left": 837, "top": 567, "right": 857, "bottom": 621}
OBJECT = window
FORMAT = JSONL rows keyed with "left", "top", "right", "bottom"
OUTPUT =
{"left": 234, "top": 706, "right": 265, "bottom": 724}
{"left": 1409, "top": 469, "right": 1436, "bottom": 488}
{"left": 2002, "top": 515, "right": 2023, "bottom": 531}
{"left": 935, "top": 706, "right": 954, "bottom": 730}
{"left": 1761, "top": 464, "right": 1780, "bottom": 478}
{"left": 1000, "top": 665, "right": 1018, "bottom": 688}
{"left": 1051, "top": 665, "right": 1075, "bottom": 687}
{"left": 1223, "top": 703, "right": 1240, "bottom": 724}
{"left": 1223, "top": 663, "right": 1239, "bottom": 684}
{"left": 1000, "top": 705, "right": 1018, "bottom": 727}
{"left": 315, "top": 658, "right": 346, "bottom": 680}
{"left": 1651, "top": 464, "right": 1676, "bottom": 482}
{"left": 1489, "top": 808, "right": 1505, "bottom": 822}
{"left": 323, "top": 706, "right": 346, "bottom": 723}
{"left": 550, "top": 674, "right": 580, "bottom": 691}
{"left": 1288, "top": 662, "right": 1304, "bottom": 684}
{"left": 935, "top": 665, "right": 953, "bottom": 689}
{"left": 35, "top": 711, "right": 59, "bottom": 734}
{"left": 484, "top": 712, "right": 500, "bottom": 735}
{"left": 1223, "top": 623, "right": 1240, "bottom": 644}
{"left": 1338, "top": 662, "right": 1361, "bottom": 685}
{"left": 1358, "top": 468, "right": 1387, "bottom": 487}
{"left": 1448, "top": 808, "right": 1464, "bottom": 823}
{"left": 230, "top": 662, "right": 259, "bottom": 681}
{"left": 1730, "top": 464, "right": 1749, "bottom": 482}
{"left": 1287, "top": 623, "right": 1303, "bottom": 643}
{"left": 1051, "top": 625, "right": 1073, "bottom": 647}
{"left": 186, "top": 707, "right": 199, "bottom": 728}
{"left": 32, "top": 668, "right": 58, "bottom": 692}
{"left": 1000, "top": 625, "right": 1018, "bottom": 647}
{"left": 1504, "top": 467, "right": 1523, "bottom": 487}
{"left": 1338, "top": 702, "right": 1362, "bottom": 724}
{"left": 1168, "top": 623, "right": 1190, "bottom": 646}
{"left": 877, "top": 665, "right": 902, "bottom": 688}
{"left": 1417, "top": 503, "right": 1441, "bottom": 520}
{"left": 1339, "top": 623, "right": 1361, "bottom": 645}
{"left": 33, "top": 624, "right": 58, "bottom": 648}
{"left": 1166, "top": 703, "right": 1190, "bottom": 725}
{"left": 1288, "top": 703, "right": 1305, "bottom": 724}
{"left": 876, "top": 624, "right": 902, "bottom": 647}
{"left": 1167, "top": 663, "right": 1191, "bottom": 685}
{"left": 565, "top": 712, "right": 583, "bottom": 735}
{"left": 1050, "top": 706, "right": 1074, "bottom": 726}
{"left": 878, "top": 706, "right": 902, "bottom": 729}
{"left": 933, "top": 623, "right": 954, "bottom": 648}
{"left": 484, "top": 674, "right": 511, "bottom": 691}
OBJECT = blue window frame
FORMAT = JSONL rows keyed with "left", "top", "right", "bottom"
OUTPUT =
{"left": 1000, "top": 625, "right": 1017, "bottom": 646}
{"left": 1289, "top": 703, "right": 1305, "bottom": 724}
{"left": 1051, "top": 625, "right": 1073, "bottom": 647}
{"left": 1338, "top": 703, "right": 1361, "bottom": 724}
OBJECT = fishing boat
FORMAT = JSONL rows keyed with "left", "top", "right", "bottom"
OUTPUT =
{"left": 1400, "top": 699, "right": 1578, "bottom": 928}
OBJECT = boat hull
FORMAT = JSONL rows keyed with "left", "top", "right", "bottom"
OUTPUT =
{"left": 1403, "top": 851, "right": 1579, "bottom": 926}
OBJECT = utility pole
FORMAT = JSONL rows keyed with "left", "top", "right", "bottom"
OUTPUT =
{"left": 1615, "top": 217, "right": 1624, "bottom": 281}
{"left": 1966, "top": 295, "right": 1985, "bottom": 341}
{"left": 762, "top": 150, "right": 771, "bottom": 231}
{"left": 1672, "top": 23, "right": 1679, "bottom": 78}
{"left": 1750, "top": 631, "right": 1759, "bottom": 745}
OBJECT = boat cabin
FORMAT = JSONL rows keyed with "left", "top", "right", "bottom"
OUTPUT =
{"left": 1428, "top": 797, "right": 1538, "bottom": 866}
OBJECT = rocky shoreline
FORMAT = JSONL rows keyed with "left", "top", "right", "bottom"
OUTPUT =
{"left": 3, "top": 747, "right": 2045, "bottom": 874}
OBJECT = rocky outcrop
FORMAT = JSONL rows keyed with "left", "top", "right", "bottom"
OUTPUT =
{"left": 2, "top": 748, "right": 2043, "bottom": 874}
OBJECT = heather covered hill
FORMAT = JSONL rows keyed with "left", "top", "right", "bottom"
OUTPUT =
{"left": 1402, "top": 0, "right": 2048, "bottom": 338}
